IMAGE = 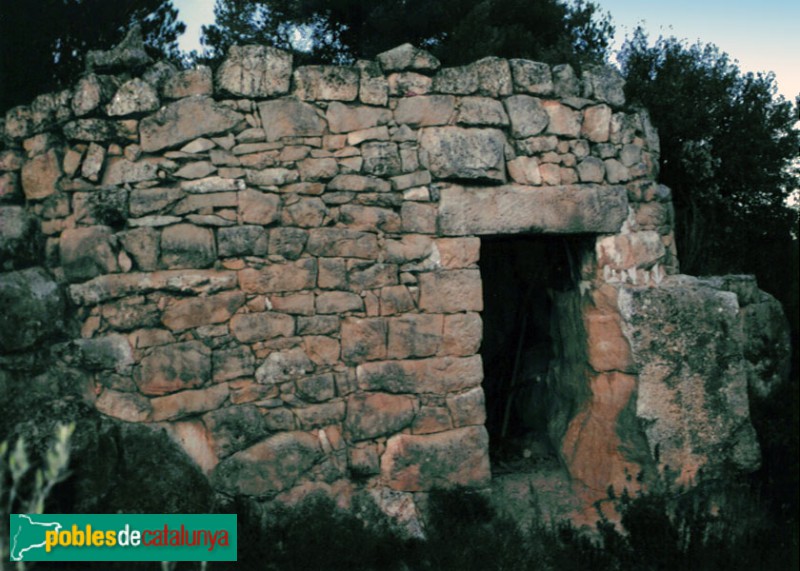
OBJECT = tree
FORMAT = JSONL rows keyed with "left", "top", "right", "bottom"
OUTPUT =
{"left": 619, "top": 29, "right": 800, "bottom": 315}
{"left": 199, "top": 0, "right": 613, "bottom": 68}
{"left": 0, "top": 0, "right": 185, "bottom": 114}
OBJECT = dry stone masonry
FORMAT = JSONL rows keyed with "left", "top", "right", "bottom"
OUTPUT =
{"left": 0, "top": 32, "right": 790, "bottom": 519}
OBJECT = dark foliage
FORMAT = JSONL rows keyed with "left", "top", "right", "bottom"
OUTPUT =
{"left": 618, "top": 29, "right": 800, "bottom": 330}
{"left": 199, "top": 0, "right": 613, "bottom": 68}
{"left": 0, "top": 0, "right": 185, "bottom": 114}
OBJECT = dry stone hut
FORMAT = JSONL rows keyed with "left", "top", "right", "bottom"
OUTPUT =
{"left": 0, "top": 29, "right": 790, "bottom": 521}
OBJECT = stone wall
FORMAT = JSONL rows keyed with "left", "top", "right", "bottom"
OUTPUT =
{"left": 1, "top": 33, "right": 787, "bottom": 518}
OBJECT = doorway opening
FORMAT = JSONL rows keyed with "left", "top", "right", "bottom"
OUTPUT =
{"left": 479, "top": 235, "right": 587, "bottom": 471}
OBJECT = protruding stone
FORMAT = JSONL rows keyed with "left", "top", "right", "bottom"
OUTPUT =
{"left": 472, "top": 57, "right": 513, "bottom": 97}
{"left": 582, "top": 104, "right": 612, "bottom": 142}
{"left": 86, "top": 24, "right": 152, "bottom": 71}
{"left": 341, "top": 317, "right": 387, "bottom": 364}
{"left": 215, "top": 45, "right": 293, "bottom": 97}
{"left": 239, "top": 189, "right": 281, "bottom": 225}
{"left": 456, "top": 97, "right": 509, "bottom": 127}
{"left": 377, "top": 44, "right": 440, "bottom": 73}
{"left": 150, "top": 383, "right": 230, "bottom": 421}
{"left": 0, "top": 267, "right": 64, "bottom": 352}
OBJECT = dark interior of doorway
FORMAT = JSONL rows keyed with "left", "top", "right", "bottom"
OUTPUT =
{"left": 479, "top": 234, "right": 585, "bottom": 471}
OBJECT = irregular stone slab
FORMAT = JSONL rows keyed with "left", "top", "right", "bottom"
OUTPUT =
{"left": 106, "top": 78, "right": 160, "bottom": 116}
{"left": 238, "top": 259, "right": 317, "bottom": 293}
{"left": 60, "top": 226, "right": 119, "bottom": 282}
{"left": 472, "top": 57, "right": 513, "bottom": 97}
{"left": 218, "top": 225, "right": 268, "bottom": 257}
{"left": 0, "top": 267, "right": 64, "bottom": 352}
{"left": 129, "top": 187, "right": 184, "bottom": 217}
{"left": 432, "top": 65, "right": 479, "bottom": 94}
{"left": 581, "top": 64, "right": 626, "bottom": 107}
{"left": 346, "top": 393, "right": 417, "bottom": 441}
{"left": 162, "top": 66, "right": 213, "bottom": 99}
{"left": 293, "top": 65, "right": 359, "bottom": 101}
{"left": 230, "top": 312, "right": 295, "bottom": 343}
{"left": 357, "top": 60, "right": 389, "bottom": 106}
{"left": 136, "top": 340, "right": 211, "bottom": 395}
{"left": 618, "top": 275, "right": 762, "bottom": 484}
{"left": 239, "top": 189, "right": 281, "bottom": 225}
{"left": 307, "top": 228, "right": 380, "bottom": 259}
{"left": 258, "top": 98, "right": 326, "bottom": 142}
{"left": 72, "top": 73, "right": 119, "bottom": 116}
{"left": 419, "top": 127, "right": 506, "bottom": 183}
{"left": 596, "top": 231, "right": 665, "bottom": 270}
{"left": 377, "top": 44, "right": 440, "bottom": 72}
{"left": 543, "top": 100, "right": 581, "bottom": 137}
{"left": 212, "top": 432, "right": 322, "bottom": 495}
{"left": 68, "top": 270, "right": 237, "bottom": 306}
{"left": 504, "top": 95, "right": 548, "bottom": 138}
{"left": 457, "top": 97, "right": 509, "bottom": 127}
{"left": 357, "top": 355, "right": 483, "bottom": 393}
{"left": 63, "top": 118, "right": 115, "bottom": 141}
{"left": 74, "top": 333, "right": 134, "bottom": 373}
{"left": 256, "top": 347, "right": 314, "bottom": 385}
{"left": 394, "top": 95, "right": 455, "bottom": 127}
{"left": 102, "top": 157, "right": 159, "bottom": 186}
{"left": 509, "top": 59, "right": 553, "bottom": 95}
{"left": 162, "top": 290, "right": 246, "bottom": 332}
{"left": 387, "top": 314, "right": 443, "bottom": 359}
{"left": 150, "top": 383, "right": 230, "bottom": 421}
{"left": 438, "top": 184, "right": 628, "bottom": 235}
{"left": 381, "top": 426, "right": 490, "bottom": 491}
{"left": 140, "top": 96, "right": 243, "bottom": 152}
{"left": 418, "top": 270, "right": 483, "bottom": 313}
{"left": 215, "top": 45, "right": 292, "bottom": 98}
{"left": 203, "top": 405, "right": 268, "bottom": 458}
{"left": 21, "top": 149, "right": 61, "bottom": 200}
{"left": 160, "top": 224, "right": 216, "bottom": 269}
{"left": 582, "top": 104, "right": 612, "bottom": 142}
{"left": 326, "top": 105, "right": 390, "bottom": 138}
{"left": 212, "top": 346, "right": 256, "bottom": 383}
{"left": 96, "top": 389, "right": 152, "bottom": 423}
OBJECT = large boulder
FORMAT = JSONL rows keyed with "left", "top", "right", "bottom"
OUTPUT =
{"left": 618, "top": 275, "right": 766, "bottom": 485}
{"left": 0, "top": 206, "right": 41, "bottom": 270}
{"left": 0, "top": 267, "right": 64, "bottom": 352}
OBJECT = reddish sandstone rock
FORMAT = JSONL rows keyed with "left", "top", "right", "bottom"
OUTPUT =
{"left": 212, "top": 432, "right": 322, "bottom": 495}
{"left": 381, "top": 426, "right": 491, "bottom": 491}
{"left": 136, "top": 340, "right": 211, "bottom": 395}
{"left": 161, "top": 290, "right": 246, "bottom": 332}
{"left": 345, "top": 392, "right": 417, "bottom": 441}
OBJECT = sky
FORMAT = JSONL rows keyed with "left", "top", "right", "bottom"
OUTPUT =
{"left": 173, "top": 0, "right": 800, "bottom": 101}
